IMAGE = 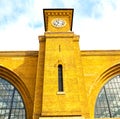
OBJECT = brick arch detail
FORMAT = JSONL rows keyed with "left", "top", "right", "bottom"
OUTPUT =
{"left": 0, "top": 65, "right": 33, "bottom": 119}
{"left": 88, "top": 63, "right": 120, "bottom": 118}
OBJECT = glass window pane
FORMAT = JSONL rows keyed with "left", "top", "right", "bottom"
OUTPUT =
{"left": 0, "top": 77, "right": 26, "bottom": 119}
{"left": 58, "top": 65, "right": 63, "bottom": 92}
{"left": 95, "top": 75, "right": 120, "bottom": 118}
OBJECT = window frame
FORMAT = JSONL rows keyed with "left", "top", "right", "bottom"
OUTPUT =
{"left": 95, "top": 75, "right": 120, "bottom": 118}
{"left": 0, "top": 77, "right": 26, "bottom": 119}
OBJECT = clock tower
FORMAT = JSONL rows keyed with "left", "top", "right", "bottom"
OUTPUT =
{"left": 33, "top": 9, "right": 89, "bottom": 119}
{"left": 43, "top": 9, "right": 73, "bottom": 32}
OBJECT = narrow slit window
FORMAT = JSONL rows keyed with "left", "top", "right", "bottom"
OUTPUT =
{"left": 58, "top": 64, "right": 63, "bottom": 92}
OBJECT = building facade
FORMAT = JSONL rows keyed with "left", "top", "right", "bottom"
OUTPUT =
{"left": 0, "top": 9, "right": 120, "bottom": 119}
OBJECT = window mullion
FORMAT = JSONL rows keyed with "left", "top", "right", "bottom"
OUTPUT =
{"left": 8, "top": 87, "right": 15, "bottom": 119}
{"left": 103, "top": 86, "right": 112, "bottom": 117}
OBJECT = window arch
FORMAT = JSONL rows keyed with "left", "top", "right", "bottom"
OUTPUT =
{"left": 95, "top": 75, "right": 120, "bottom": 118}
{"left": 0, "top": 77, "right": 26, "bottom": 119}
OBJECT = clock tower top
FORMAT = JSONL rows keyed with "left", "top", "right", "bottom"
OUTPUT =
{"left": 43, "top": 9, "right": 74, "bottom": 32}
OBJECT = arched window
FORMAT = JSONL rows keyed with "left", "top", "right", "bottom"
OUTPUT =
{"left": 0, "top": 77, "right": 26, "bottom": 119}
{"left": 58, "top": 65, "right": 63, "bottom": 92}
{"left": 95, "top": 75, "right": 120, "bottom": 118}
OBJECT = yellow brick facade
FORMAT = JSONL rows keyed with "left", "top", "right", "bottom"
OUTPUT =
{"left": 0, "top": 9, "right": 120, "bottom": 119}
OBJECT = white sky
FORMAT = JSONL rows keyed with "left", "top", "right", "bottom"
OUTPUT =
{"left": 0, "top": 0, "right": 120, "bottom": 51}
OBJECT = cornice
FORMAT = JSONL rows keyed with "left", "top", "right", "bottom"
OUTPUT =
{"left": 81, "top": 50, "right": 120, "bottom": 56}
{"left": 0, "top": 51, "right": 38, "bottom": 57}
{"left": 44, "top": 31, "right": 74, "bottom": 38}
{"left": 1, "top": 50, "right": 120, "bottom": 57}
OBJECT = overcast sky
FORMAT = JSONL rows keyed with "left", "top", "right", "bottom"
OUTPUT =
{"left": 0, "top": 0, "right": 120, "bottom": 51}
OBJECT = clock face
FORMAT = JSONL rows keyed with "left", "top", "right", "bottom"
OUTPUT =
{"left": 52, "top": 19, "right": 66, "bottom": 27}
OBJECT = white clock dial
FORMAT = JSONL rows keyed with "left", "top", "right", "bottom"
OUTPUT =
{"left": 52, "top": 19, "right": 66, "bottom": 27}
